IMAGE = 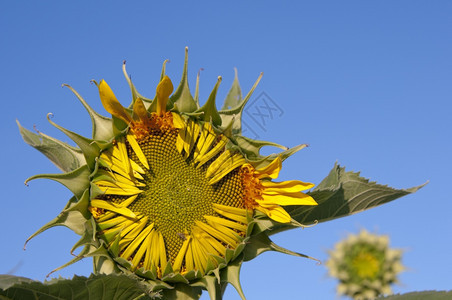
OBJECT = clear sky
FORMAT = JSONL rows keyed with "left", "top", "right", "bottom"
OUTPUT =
{"left": 1, "top": 1, "right": 451, "bottom": 299}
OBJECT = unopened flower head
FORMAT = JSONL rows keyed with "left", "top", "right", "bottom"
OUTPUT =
{"left": 326, "top": 229, "right": 404, "bottom": 300}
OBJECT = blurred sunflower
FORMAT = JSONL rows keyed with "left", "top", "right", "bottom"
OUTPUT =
{"left": 326, "top": 229, "right": 404, "bottom": 300}
{"left": 19, "top": 48, "right": 317, "bottom": 298}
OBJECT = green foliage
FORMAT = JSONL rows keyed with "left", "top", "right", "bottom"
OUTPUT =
{"left": 0, "top": 274, "right": 156, "bottom": 300}
{"left": 271, "top": 163, "right": 426, "bottom": 234}
{"left": 1, "top": 273, "right": 447, "bottom": 300}
{"left": 379, "top": 291, "right": 452, "bottom": 299}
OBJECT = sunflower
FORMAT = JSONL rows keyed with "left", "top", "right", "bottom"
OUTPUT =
{"left": 326, "top": 230, "right": 404, "bottom": 300}
{"left": 19, "top": 48, "right": 317, "bottom": 297}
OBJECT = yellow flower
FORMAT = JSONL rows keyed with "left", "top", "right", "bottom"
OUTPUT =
{"left": 90, "top": 74, "right": 316, "bottom": 278}
{"left": 19, "top": 48, "right": 317, "bottom": 297}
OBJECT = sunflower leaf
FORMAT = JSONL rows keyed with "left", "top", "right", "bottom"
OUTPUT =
{"left": 0, "top": 275, "right": 35, "bottom": 290}
{"left": 0, "top": 274, "right": 155, "bottom": 300}
{"left": 272, "top": 163, "right": 427, "bottom": 233}
{"left": 17, "top": 120, "right": 85, "bottom": 172}
{"left": 379, "top": 290, "right": 452, "bottom": 299}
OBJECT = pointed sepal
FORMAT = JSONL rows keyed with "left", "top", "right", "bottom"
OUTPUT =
{"left": 23, "top": 196, "right": 89, "bottom": 250}
{"left": 46, "top": 114, "right": 100, "bottom": 170}
{"left": 62, "top": 84, "right": 114, "bottom": 141}
{"left": 24, "top": 165, "right": 90, "bottom": 200}
{"left": 196, "top": 76, "right": 222, "bottom": 126}
{"left": 169, "top": 47, "right": 198, "bottom": 113}
{"left": 219, "top": 257, "right": 246, "bottom": 300}
{"left": 234, "top": 135, "right": 288, "bottom": 161}
{"left": 17, "top": 120, "right": 85, "bottom": 172}
{"left": 219, "top": 72, "right": 263, "bottom": 134}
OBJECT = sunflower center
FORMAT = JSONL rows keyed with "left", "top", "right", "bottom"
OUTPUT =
{"left": 350, "top": 248, "right": 381, "bottom": 280}
{"left": 126, "top": 128, "right": 244, "bottom": 262}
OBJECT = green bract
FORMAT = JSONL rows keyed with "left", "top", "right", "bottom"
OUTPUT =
{"left": 326, "top": 230, "right": 405, "bottom": 299}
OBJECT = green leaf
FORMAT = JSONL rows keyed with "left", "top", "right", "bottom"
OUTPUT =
{"left": 0, "top": 274, "right": 156, "bottom": 300}
{"left": 379, "top": 291, "right": 452, "bottom": 299}
{"left": 273, "top": 163, "right": 427, "bottom": 233}
{"left": 0, "top": 275, "right": 35, "bottom": 290}
{"left": 17, "top": 120, "right": 85, "bottom": 172}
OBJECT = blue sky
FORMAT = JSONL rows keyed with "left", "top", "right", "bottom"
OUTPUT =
{"left": 1, "top": 1, "right": 451, "bottom": 299}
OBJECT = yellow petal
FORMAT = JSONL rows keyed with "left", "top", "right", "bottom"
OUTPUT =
{"left": 256, "top": 205, "right": 291, "bottom": 223}
{"left": 142, "top": 231, "right": 155, "bottom": 270}
{"left": 212, "top": 203, "right": 249, "bottom": 224}
{"left": 122, "top": 221, "right": 152, "bottom": 260}
{"left": 116, "top": 138, "right": 133, "bottom": 179}
{"left": 149, "top": 230, "right": 161, "bottom": 269}
{"left": 256, "top": 156, "right": 282, "bottom": 179}
{"left": 121, "top": 195, "right": 139, "bottom": 208}
{"left": 259, "top": 192, "right": 317, "bottom": 206}
{"left": 208, "top": 154, "right": 246, "bottom": 185}
{"left": 97, "top": 215, "right": 130, "bottom": 230}
{"left": 185, "top": 120, "right": 200, "bottom": 158}
{"left": 172, "top": 235, "right": 191, "bottom": 272}
{"left": 132, "top": 98, "right": 149, "bottom": 121}
{"left": 95, "top": 180, "right": 142, "bottom": 193}
{"left": 194, "top": 221, "right": 238, "bottom": 247}
{"left": 193, "top": 227, "right": 222, "bottom": 256}
{"left": 261, "top": 180, "right": 315, "bottom": 192}
{"left": 126, "top": 134, "right": 150, "bottom": 169}
{"left": 185, "top": 240, "right": 194, "bottom": 271}
{"left": 90, "top": 199, "right": 137, "bottom": 219}
{"left": 206, "top": 219, "right": 242, "bottom": 242}
{"left": 98, "top": 80, "right": 132, "bottom": 124}
{"left": 171, "top": 112, "right": 185, "bottom": 129}
{"left": 195, "top": 135, "right": 228, "bottom": 168}
{"left": 194, "top": 123, "right": 216, "bottom": 160}
{"left": 205, "top": 150, "right": 232, "bottom": 178}
{"left": 157, "top": 231, "right": 167, "bottom": 269}
{"left": 191, "top": 238, "right": 207, "bottom": 273}
{"left": 96, "top": 211, "right": 116, "bottom": 223}
{"left": 96, "top": 185, "right": 142, "bottom": 196}
{"left": 203, "top": 215, "right": 247, "bottom": 232}
{"left": 156, "top": 76, "right": 174, "bottom": 115}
